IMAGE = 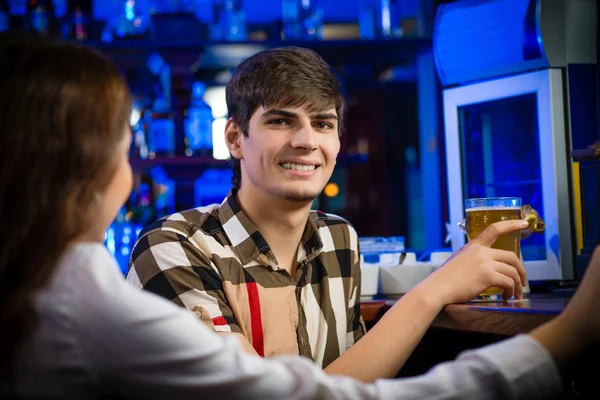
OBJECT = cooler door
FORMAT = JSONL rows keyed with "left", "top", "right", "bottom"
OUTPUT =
{"left": 444, "top": 69, "right": 572, "bottom": 280}
{"left": 458, "top": 93, "right": 546, "bottom": 262}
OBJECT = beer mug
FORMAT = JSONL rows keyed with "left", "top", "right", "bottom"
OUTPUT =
{"left": 459, "top": 197, "right": 545, "bottom": 301}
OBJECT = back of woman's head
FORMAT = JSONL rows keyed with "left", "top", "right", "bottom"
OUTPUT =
{"left": 0, "top": 33, "right": 131, "bottom": 380}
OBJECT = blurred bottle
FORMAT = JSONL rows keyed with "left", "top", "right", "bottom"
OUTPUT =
{"left": 184, "top": 82, "right": 213, "bottom": 157}
{"left": 282, "top": 0, "right": 323, "bottom": 40}
{"left": 62, "top": 0, "right": 91, "bottom": 40}
{"left": 359, "top": 0, "right": 403, "bottom": 39}
{"left": 25, "top": 0, "right": 57, "bottom": 37}
{"left": 101, "top": 0, "right": 153, "bottom": 41}
{"left": 149, "top": 165, "right": 175, "bottom": 219}
{"left": 137, "top": 176, "right": 156, "bottom": 225}
{"left": 145, "top": 52, "right": 175, "bottom": 158}
{"left": 0, "top": 0, "right": 10, "bottom": 32}
{"left": 146, "top": 97, "right": 175, "bottom": 158}
{"left": 125, "top": 67, "right": 154, "bottom": 160}
{"left": 130, "top": 101, "right": 149, "bottom": 159}
{"left": 209, "top": 0, "right": 247, "bottom": 41}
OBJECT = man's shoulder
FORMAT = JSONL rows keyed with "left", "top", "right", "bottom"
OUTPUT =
{"left": 310, "top": 210, "right": 360, "bottom": 252}
{"left": 310, "top": 210, "right": 354, "bottom": 229}
{"left": 129, "top": 204, "right": 226, "bottom": 273}
{"left": 138, "top": 203, "right": 223, "bottom": 241}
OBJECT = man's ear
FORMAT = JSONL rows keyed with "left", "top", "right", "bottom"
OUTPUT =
{"left": 225, "top": 118, "right": 243, "bottom": 159}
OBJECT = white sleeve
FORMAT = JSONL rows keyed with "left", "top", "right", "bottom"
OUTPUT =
{"left": 69, "top": 247, "right": 561, "bottom": 400}
{"left": 374, "top": 335, "right": 562, "bottom": 399}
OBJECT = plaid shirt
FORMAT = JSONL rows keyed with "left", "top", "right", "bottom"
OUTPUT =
{"left": 126, "top": 189, "right": 366, "bottom": 367}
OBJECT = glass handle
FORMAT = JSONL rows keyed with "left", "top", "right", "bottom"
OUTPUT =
{"left": 457, "top": 220, "right": 466, "bottom": 233}
{"left": 521, "top": 204, "right": 546, "bottom": 239}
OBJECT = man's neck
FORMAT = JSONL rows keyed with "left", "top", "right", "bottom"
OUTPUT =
{"left": 236, "top": 186, "right": 312, "bottom": 274}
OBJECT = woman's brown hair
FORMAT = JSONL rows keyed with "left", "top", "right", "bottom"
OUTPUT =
{"left": 0, "top": 34, "right": 131, "bottom": 381}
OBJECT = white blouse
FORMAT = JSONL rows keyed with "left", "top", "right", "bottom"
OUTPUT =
{"left": 12, "top": 243, "right": 561, "bottom": 399}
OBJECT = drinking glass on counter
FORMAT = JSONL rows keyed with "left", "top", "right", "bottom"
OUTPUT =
{"left": 462, "top": 197, "right": 544, "bottom": 301}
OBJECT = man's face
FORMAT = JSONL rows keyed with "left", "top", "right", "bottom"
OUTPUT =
{"left": 239, "top": 105, "right": 340, "bottom": 203}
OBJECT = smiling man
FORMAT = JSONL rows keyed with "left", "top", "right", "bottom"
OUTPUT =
{"left": 126, "top": 47, "right": 529, "bottom": 383}
{"left": 127, "top": 47, "right": 365, "bottom": 368}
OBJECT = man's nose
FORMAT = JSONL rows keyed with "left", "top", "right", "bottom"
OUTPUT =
{"left": 291, "top": 123, "right": 318, "bottom": 150}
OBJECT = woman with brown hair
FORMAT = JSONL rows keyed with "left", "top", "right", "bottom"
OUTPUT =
{"left": 0, "top": 34, "right": 598, "bottom": 399}
{"left": 0, "top": 32, "right": 133, "bottom": 387}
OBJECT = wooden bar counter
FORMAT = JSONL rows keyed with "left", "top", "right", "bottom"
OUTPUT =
{"left": 361, "top": 294, "right": 597, "bottom": 397}
{"left": 360, "top": 294, "right": 569, "bottom": 335}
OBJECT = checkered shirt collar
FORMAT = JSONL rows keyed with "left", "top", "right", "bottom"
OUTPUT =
{"left": 217, "top": 189, "right": 323, "bottom": 266}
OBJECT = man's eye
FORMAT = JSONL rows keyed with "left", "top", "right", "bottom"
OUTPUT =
{"left": 314, "top": 122, "right": 334, "bottom": 130}
{"left": 267, "top": 119, "right": 289, "bottom": 126}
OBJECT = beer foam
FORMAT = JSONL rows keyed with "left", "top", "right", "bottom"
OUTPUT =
{"left": 465, "top": 206, "right": 521, "bottom": 212}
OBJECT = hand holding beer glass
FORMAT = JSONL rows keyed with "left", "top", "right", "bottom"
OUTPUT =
{"left": 462, "top": 197, "right": 545, "bottom": 301}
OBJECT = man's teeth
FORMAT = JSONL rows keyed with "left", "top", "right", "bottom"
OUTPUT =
{"left": 281, "top": 163, "right": 316, "bottom": 171}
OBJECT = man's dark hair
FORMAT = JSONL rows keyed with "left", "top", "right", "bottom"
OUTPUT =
{"left": 226, "top": 46, "right": 346, "bottom": 189}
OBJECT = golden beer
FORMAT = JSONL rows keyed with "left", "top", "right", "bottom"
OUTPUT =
{"left": 465, "top": 207, "right": 522, "bottom": 254}
{"left": 464, "top": 197, "right": 522, "bottom": 299}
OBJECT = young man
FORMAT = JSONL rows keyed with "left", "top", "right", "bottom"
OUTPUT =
{"left": 127, "top": 47, "right": 528, "bottom": 382}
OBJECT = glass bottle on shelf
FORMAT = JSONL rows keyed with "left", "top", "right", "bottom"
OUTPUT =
{"left": 282, "top": 0, "right": 323, "bottom": 40}
{"left": 101, "top": 0, "right": 153, "bottom": 41}
{"left": 145, "top": 52, "right": 175, "bottom": 158}
{"left": 184, "top": 82, "right": 214, "bottom": 157}
{"left": 359, "top": 0, "right": 403, "bottom": 39}
{"left": 0, "top": 0, "right": 10, "bottom": 32}
{"left": 25, "top": 0, "right": 57, "bottom": 37}
{"left": 62, "top": 0, "right": 91, "bottom": 40}
{"left": 149, "top": 165, "right": 175, "bottom": 219}
{"left": 209, "top": 0, "right": 247, "bottom": 41}
{"left": 146, "top": 97, "right": 176, "bottom": 158}
{"left": 130, "top": 101, "right": 149, "bottom": 159}
{"left": 135, "top": 174, "right": 156, "bottom": 226}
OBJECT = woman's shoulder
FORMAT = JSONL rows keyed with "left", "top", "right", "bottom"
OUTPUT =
{"left": 50, "top": 243, "right": 123, "bottom": 297}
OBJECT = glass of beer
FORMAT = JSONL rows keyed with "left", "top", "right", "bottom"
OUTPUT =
{"left": 464, "top": 197, "right": 522, "bottom": 301}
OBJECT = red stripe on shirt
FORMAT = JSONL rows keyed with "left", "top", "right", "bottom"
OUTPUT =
{"left": 246, "top": 282, "right": 264, "bottom": 357}
{"left": 211, "top": 316, "right": 228, "bottom": 326}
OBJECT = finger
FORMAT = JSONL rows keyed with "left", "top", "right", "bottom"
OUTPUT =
{"left": 486, "top": 248, "right": 527, "bottom": 286}
{"left": 471, "top": 220, "right": 529, "bottom": 247}
{"left": 491, "top": 273, "right": 516, "bottom": 301}
{"left": 492, "top": 262, "right": 523, "bottom": 299}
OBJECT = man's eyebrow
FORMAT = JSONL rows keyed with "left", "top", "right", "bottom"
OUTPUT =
{"left": 261, "top": 109, "right": 338, "bottom": 121}
{"left": 312, "top": 113, "right": 338, "bottom": 121}
{"left": 261, "top": 109, "right": 299, "bottom": 119}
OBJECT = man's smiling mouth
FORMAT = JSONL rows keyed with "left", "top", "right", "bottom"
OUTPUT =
{"left": 280, "top": 163, "right": 319, "bottom": 171}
